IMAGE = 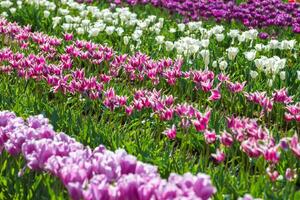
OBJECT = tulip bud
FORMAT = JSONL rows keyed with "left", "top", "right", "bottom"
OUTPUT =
{"left": 44, "top": 10, "right": 50, "bottom": 18}
{"left": 215, "top": 34, "right": 225, "bottom": 42}
{"left": 250, "top": 70, "right": 258, "bottom": 79}
{"left": 279, "top": 71, "right": 286, "bottom": 80}
{"left": 219, "top": 60, "right": 228, "bottom": 71}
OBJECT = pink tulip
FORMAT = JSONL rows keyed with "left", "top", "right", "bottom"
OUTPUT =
{"left": 266, "top": 167, "right": 279, "bottom": 182}
{"left": 64, "top": 33, "right": 73, "bottom": 41}
{"left": 208, "top": 88, "right": 221, "bottom": 101}
{"left": 125, "top": 106, "right": 134, "bottom": 116}
{"left": 211, "top": 149, "right": 225, "bottom": 163}
{"left": 285, "top": 168, "right": 297, "bottom": 181}
{"left": 290, "top": 134, "right": 300, "bottom": 158}
{"left": 227, "top": 81, "right": 246, "bottom": 93}
{"left": 220, "top": 131, "right": 234, "bottom": 147}
{"left": 264, "top": 147, "right": 280, "bottom": 164}
{"left": 163, "top": 125, "right": 177, "bottom": 140}
{"left": 272, "top": 88, "right": 293, "bottom": 104}
{"left": 204, "top": 130, "right": 216, "bottom": 144}
{"left": 192, "top": 119, "right": 206, "bottom": 132}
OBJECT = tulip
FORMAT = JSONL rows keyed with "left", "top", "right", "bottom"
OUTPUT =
{"left": 204, "top": 130, "right": 217, "bottom": 144}
{"left": 220, "top": 131, "right": 234, "bottom": 147}
{"left": 266, "top": 167, "right": 279, "bottom": 182}
{"left": 285, "top": 168, "right": 297, "bottom": 181}
{"left": 208, "top": 88, "right": 221, "bottom": 101}
{"left": 211, "top": 149, "right": 225, "bottom": 163}
{"left": 163, "top": 125, "right": 176, "bottom": 140}
{"left": 227, "top": 81, "right": 246, "bottom": 93}
{"left": 0, "top": 111, "right": 216, "bottom": 200}
{"left": 264, "top": 147, "right": 280, "bottom": 164}
{"left": 64, "top": 33, "right": 73, "bottom": 41}
{"left": 244, "top": 50, "right": 256, "bottom": 61}
{"left": 192, "top": 119, "right": 206, "bottom": 132}
{"left": 226, "top": 47, "right": 239, "bottom": 60}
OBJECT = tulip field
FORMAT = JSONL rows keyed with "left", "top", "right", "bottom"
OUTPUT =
{"left": 1, "top": 0, "right": 300, "bottom": 199}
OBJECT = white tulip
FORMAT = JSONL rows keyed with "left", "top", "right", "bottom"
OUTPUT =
{"left": 154, "top": 27, "right": 161, "bottom": 34}
{"left": 52, "top": 17, "right": 62, "bottom": 28}
{"left": 228, "top": 29, "right": 239, "bottom": 38}
{"left": 269, "top": 40, "right": 280, "bottom": 49}
{"left": 238, "top": 34, "right": 246, "bottom": 43}
{"left": 65, "top": 15, "right": 74, "bottom": 23}
{"left": 287, "top": 40, "right": 296, "bottom": 50}
{"left": 123, "top": 36, "right": 130, "bottom": 45}
{"left": 279, "top": 71, "right": 286, "bottom": 80}
{"left": 268, "top": 79, "right": 273, "bottom": 87}
{"left": 254, "top": 56, "right": 286, "bottom": 75}
{"left": 250, "top": 70, "right": 258, "bottom": 79}
{"left": 219, "top": 60, "right": 228, "bottom": 71}
{"left": 297, "top": 71, "right": 300, "bottom": 81}
{"left": 189, "top": 45, "right": 200, "bottom": 55}
{"left": 16, "top": 1, "right": 22, "bottom": 8}
{"left": 155, "top": 36, "right": 165, "bottom": 45}
{"left": 244, "top": 29, "right": 258, "bottom": 40}
{"left": 73, "top": 17, "right": 81, "bottom": 23}
{"left": 105, "top": 26, "right": 115, "bottom": 35}
{"left": 116, "top": 27, "right": 124, "bottom": 36}
{"left": 130, "top": 44, "right": 135, "bottom": 52}
{"left": 9, "top": 8, "right": 16, "bottom": 14}
{"left": 200, "top": 49, "right": 210, "bottom": 68}
{"left": 148, "top": 15, "right": 156, "bottom": 22}
{"left": 178, "top": 23, "right": 185, "bottom": 32}
{"left": 77, "top": 27, "right": 85, "bottom": 35}
{"left": 211, "top": 25, "right": 224, "bottom": 34}
{"left": 1, "top": 12, "right": 8, "bottom": 17}
{"left": 0, "top": 1, "right": 13, "bottom": 8}
{"left": 255, "top": 44, "right": 264, "bottom": 51}
{"left": 215, "top": 34, "right": 225, "bottom": 42}
{"left": 94, "top": 22, "right": 106, "bottom": 31}
{"left": 165, "top": 41, "right": 174, "bottom": 52}
{"left": 132, "top": 29, "right": 143, "bottom": 41}
{"left": 81, "top": 19, "right": 90, "bottom": 27}
{"left": 137, "top": 21, "right": 148, "bottom": 30}
{"left": 58, "top": 8, "right": 69, "bottom": 16}
{"left": 169, "top": 28, "right": 177, "bottom": 33}
{"left": 226, "top": 47, "right": 239, "bottom": 60}
{"left": 244, "top": 50, "right": 256, "bottom": 61}
{"left": 212, "top": 61, "right": 218, "bottom": 68}
{"left": 200, "top": 39, "right": 209, "bottom": 48}
{"left": 44, "top": 10, "right": 50, "bottom": 18}
{"left": 62, "top": 23, "right": 72, "bottom": 31}
{"left": 88, "top": 28, "right": 100, "bottom": 37}
{"left": 188, "top": 22, "right": 199, "bottom": 31}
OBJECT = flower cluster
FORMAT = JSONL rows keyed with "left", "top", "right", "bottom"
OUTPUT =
{"left": 0, "top": 110, "right": 216, "bottom": 200}
{"left": 111, "top": 0, "right": 300, "bottom": 33}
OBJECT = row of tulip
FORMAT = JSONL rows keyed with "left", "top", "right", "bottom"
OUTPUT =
{"left": 1, "top": 18, "right": 299, "bottom": 136}
{"left": 106, "top": 0, "right": 300, "bottom": 33}
{"left": 1, "top": 0, "right": 298, "bottom": 58}
{"left": 0, "top": 110, "right": 216, "bottom": 200}
{"left": 1, "top": 0, "right": 299, "bottom": 90}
